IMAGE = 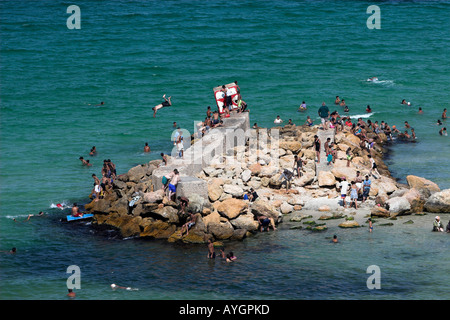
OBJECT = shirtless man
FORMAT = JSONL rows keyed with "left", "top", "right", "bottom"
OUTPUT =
{"left": 71, "top": 203, "right": 83, "bottom": 217}
{"left": 334, "top": 96, "right": 341, "bottom": 105}
{"left": 79, "top": 157, "right": 88, "bottom": 165}
{"left": 160, "top": 153, "right": 168, "bottom": 166}
{"left": 442, "top": 108, "right": 447, "bottom": 119}
{"left": 152, "top": 94, "right": 172, "bottom": 118}
{"left": 168, "top": 169, "right": 180, "bottom": 200}
{"left": 180, "top": 212, "right": 197, "bottom": 236}
{"left": 92, "top": 173, "right": 100, "bottom": 185}
{"left": 177, "top": 196, "right": 189, "bottom": 215}
{"left": 207, "top": 239, "right": 215, "bottom": 259}
{"left": 257, "top": 215, "right": 277, "bottom": 232}
{"left": 144, "top": 142, "right": 150, "bottom": 153}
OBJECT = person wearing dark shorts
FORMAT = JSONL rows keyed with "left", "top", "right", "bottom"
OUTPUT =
{"left": 152, "top": 94, "right": 172, "bottom": 117}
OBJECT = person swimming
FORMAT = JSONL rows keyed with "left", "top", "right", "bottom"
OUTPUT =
{"left": 367, "top": 77, "right": 378, "bottom": 82}
{"left": 298, "top": 101, "right": 307, "bottom": 111}
{"left": 401, "top": 99, "right": 411, "bottom": 106}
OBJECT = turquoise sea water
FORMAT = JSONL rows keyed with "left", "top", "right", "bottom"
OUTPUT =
{"left": 1, "top": 1, "right": 449, "bottom": 300}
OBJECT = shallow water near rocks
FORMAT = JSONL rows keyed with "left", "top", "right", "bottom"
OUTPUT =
{"left": 1, "top": 211, "right": 448, "bottom": 300}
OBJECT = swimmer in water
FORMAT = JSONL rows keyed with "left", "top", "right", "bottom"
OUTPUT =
{"left": 366, "top": 105, "right": 372, "bottom": 113}
{"left": 110, "top": 284, "right": 136, "bottom": 291}
{"left": 418, "top": 107, "right": 423, "bottom": 114}
{"left": 367, "top": 77, "right": 378, "bottom": 82}
{"left": 298, "top": 101, "right": 307, "bottom": 111}
{"left": 152, "top": 94, "right": 172, "bottom": 118}
{"left": 442, "top": 108, "right": 447, "bottom": 119}
{"left": 401, "top": 99, "right": 411, "bottom": 106}
{"left": 13, "top": 211, "right": 45, "bottom": 222}
{"left": 334, "top": 96, "right": 341, "bottom": 105}
{"left": 439, "top": 127, "right": 447, "bottom": 136}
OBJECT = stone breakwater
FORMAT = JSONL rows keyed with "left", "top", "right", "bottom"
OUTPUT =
{"left": 84, "top": 116, "right": 450, "bottom": 243}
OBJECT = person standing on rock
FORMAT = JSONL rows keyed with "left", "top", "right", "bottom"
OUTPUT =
{"left": 314, "top": 135, "right": 321, "bottom": 163}
{"left": 176, "top": 128, "right": 184, "bottom": 159}
{"left": 362, "top": 175, "right": 371, "bottom": 203}
{"left": 339, "top": 177, "right": 349, "bottom": 208}
{"left": 368, "top": 155, "right": 380, "bottom": 179}
{"left": 279, "top": 168, "right": 294, "bottom": 191}
{"left": 294, "top": 155, "right": 306, "bottom": 177}
{"left": 350, "top": 181, "right": 359, "bottom": 209}
{"left": 346, "top": 148, "right": 352, "bottom": 167}
{"left": 318, "top": 102, "right": 330, "bottom": 130}
{"left": 168, "top": 169, "right": 180, "bottom": 201}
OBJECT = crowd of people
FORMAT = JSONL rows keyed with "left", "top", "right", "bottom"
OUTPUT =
{"left": 74, "top": 88, "right": 448, "bottom": 237}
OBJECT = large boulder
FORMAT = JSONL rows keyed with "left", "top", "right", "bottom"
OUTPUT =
{"left": 216, "top": 198, "right": 248, "bottom": 220}
{"left": 280, "top": 202, "right": 294, "bottom": 214}
{"left": 376, "top": 177, "right": 398, "bottom": 195}
{"left": 318, "top": 171, "right": 336, "bottom": 187}
{"left": 223, "top": 184, "right": 244, "bottom": 197}
{"left": 248, "top": 163, "right": 262, "bottom": 176}
{"left": 292, "top": 171, "right": 315, "bottom": 187}
{"left": 230, "top": 213, "right": 259, "bottom": 231}
{"left": 371, "top": 206, "right": 390, "bottom": 218}
{"left": 406, "top": 175, "right": 440, "bottom": 195}
{"left": 402, "top": 188, "right": 426, "bottom": 213}
{"left": 140, "top": 220, "right": 177, "bottom": 239}
{"left": 338, "top": 220, "right": 360, "bottom": 228}
{"left": 279, "top": 140, "right": 302, "bottom": 153}
{"left": 152, "top": 206, "right": 180, "bottom": 223}
{"left": 241, "top": 169, "right": 252, "bottom": 183}
{"left": 85, "top": 199, "right": 112, "bottom": 214}
{"left": 127, "top": 165, "right": 147, "bottom": 183}
{"left": 250, "top": 199, "right": 279, "bottom": 221}
{"left": 260, "top": 166, "right": 279, "bottom": 177}
{"left": 331, "top": 166, "right": 357, "bottom": 180}
{"left": 187, "top": 193, "right": 205, "bottom": 213}
{"left": 168, "top": 214, "right": 208, "bottom": 244}
{"left": 207, "top": 219, "right": 235, "bottom": 240}
{"left": 386, "top": 196, "right": 411, "bottom": 216}
{"left": 143, "top": 190, "right": 165, "bottom": 203}
{"left": 207, "top": 178, "right": 224, "bottom": 202}
{"left": 424, "top": 189, "right": 450, "bottom": 213}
